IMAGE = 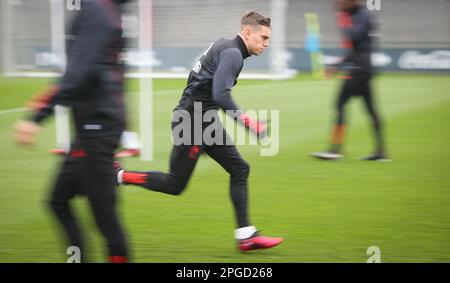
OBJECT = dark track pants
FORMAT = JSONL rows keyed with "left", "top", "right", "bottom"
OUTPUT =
{"left": 334, "top": 72, "right": 384, "bottom": 152}
{"left": 124, "top": 123, "right": 251, "bottom": 228}
{"left": 49, "top": 135, "right": 128, "bottom": 261}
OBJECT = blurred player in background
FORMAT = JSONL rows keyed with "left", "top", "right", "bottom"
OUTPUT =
{"left": 116, "top": 11, "right": 283, "bottom": 252}
{"left": 13, "top": 0, "right": 130, "bottom": 262}
{"left": 312, "top": 0, "right": 389, "bottom": 161}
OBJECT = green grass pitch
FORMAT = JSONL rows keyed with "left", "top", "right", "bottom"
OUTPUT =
{"left": 0, "top": 73, "right": 449, "bottom": 262}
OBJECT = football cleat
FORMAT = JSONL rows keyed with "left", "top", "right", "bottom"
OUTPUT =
{"left": 115, "top": 149, "right": 140, "bottom": 158}
{"left": 310, "top": 151, "right": 344, "bottom": 160}
{"left": 49, "top": 148, "right": 67, "bottom": 155}
{"left": 238, "top": 235, "right": 284, "bottom": 252}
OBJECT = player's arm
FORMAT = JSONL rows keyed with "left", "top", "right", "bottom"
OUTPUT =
{"left": 212, "top": 48, "right": 267, "bottom": 138}
{"left": 341, "top": 12, "right": 370, "bottom": 43}
{"left": 327, "top": 11, "right": 367, "bottom": 74}
{"left": 324, "top": 12, "right": 353, "bottom": 76}
{"left": 212, "top": 48, "right": 242, "bottom": 112}
{"left": 338, "top": 12, "right": 370, "bottom": 70}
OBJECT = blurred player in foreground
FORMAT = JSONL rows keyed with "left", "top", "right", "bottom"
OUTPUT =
{"left": 14, "top": 0, "right": 130, "bottom": 262}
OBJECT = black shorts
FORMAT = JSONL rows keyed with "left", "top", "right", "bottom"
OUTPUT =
{"left": 340, "top": 71, "right": 372, "bottom": 98}
{"left": 50, "top": 135, "right": 120, "bottom": 200}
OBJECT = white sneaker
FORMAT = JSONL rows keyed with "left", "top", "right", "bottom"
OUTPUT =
{"left": 310, "top": 151, "right": 344, "bottom": 160}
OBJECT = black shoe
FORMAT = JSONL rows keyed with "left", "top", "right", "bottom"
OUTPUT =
{"left": 359, "top": 153, "right": 391, "bottom": 161}
{"left": 310, "top": 151, "right": 344, "bottom": 160}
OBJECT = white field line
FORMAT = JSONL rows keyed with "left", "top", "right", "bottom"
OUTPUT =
{"left": 0, "top": 107, "right": 26, "bottom": 115}
{"left": 0, "top": 80, "right": 298, "bottom": 116}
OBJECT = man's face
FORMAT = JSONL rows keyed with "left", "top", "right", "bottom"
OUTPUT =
{"left": 246, "top": 25, "right": 271, "bottom": 56}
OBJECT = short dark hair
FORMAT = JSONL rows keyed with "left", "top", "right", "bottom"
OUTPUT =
{"left": 240, "top": 11, "right": 271, "bottom": 29}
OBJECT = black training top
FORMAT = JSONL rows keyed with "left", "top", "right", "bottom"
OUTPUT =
{"left": 31, "top": 0, "right": 126, "bottom": 137}
{"left": 175, "top": 35, "right": 251, "bottom": 113}
{"left": 340, "top": 5, "right": 375, "bottom": 74}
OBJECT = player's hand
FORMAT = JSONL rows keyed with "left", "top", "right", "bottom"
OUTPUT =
{"left": 26, "top": 86, "right": 58, "bottom": 111}
{"left": 325, "top": 66, "right": 338, "bottom": 78}
{"left": 238, "top": 113, "right": 268, "bottom": 140}
{"left": 13, "top": 120, "right": 42, "bottom": 148}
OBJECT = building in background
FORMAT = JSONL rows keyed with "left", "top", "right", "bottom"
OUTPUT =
{"left": 1, "top": 0, "right": 449, "bottom": 76}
